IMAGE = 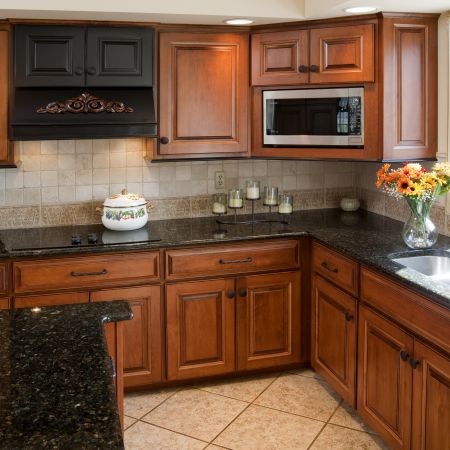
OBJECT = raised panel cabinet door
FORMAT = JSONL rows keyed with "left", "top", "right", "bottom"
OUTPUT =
{"left": 251, "top": 30, "right": 309, "bottom": 85}
{"left": 86, "top": 27, "right": 153, "bottom": 87}
{"left": 358, "top": 305, "right": 413, "bottom": 450}
{"left": 14, "top": 25, "right": 85, "bottom": 87}
{"left": 159, "top": 32, "right": 249, "bottom": 156}
{"left": 381, "top": 17, "right": 437, "bottom": 160}
{"left": 412, "top": 341, "right": 450, "bottom": 450}
{"left": 0, "top": 297, "right": 9, "bottom": 309}
{"left": 236, "top": 271, "right": 301, "bottom": 371}
{"left": 166, "top": 278, "right": 235, "bottom": 380}
{"left": 91, "top": 285, "right": 162, "bottom": 388}
{"left": 309, "top": 24, "right": 374, "bottom": 83}
{"left": 311, "top": 275, "right": 357, "bottom": 406}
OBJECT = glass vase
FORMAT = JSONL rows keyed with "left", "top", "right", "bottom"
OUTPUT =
{"left": 401, "top": 197, "right": 438, "bottom": 249}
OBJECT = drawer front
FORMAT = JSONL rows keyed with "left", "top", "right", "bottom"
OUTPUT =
{"left": 361, "top": 268, "right": 450, "bottom": 355}
{"left": 0, "top": 262, "right": 7, "bottom": 295}
{"left": 165, "top": 239, "right": 300, "bottom": 280}
{"left": 312, "top": 242, "right": 359, "bottom": 296}
{"left": 14, "top": 292, "right": 89, "bottom": 308}
{"left": 13, "top": 252, "right": 160, "bottom": 293}
{"left": 0, "top": 297, "right": 9, "bottom": 309}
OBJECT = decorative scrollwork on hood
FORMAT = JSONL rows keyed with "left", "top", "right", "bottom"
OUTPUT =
{"left": 36, "top": 92, "right": 134, "bottom": 114}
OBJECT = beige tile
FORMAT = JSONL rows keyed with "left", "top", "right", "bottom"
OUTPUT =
{"left": 287, "top": 367, "right": 320, "bottom": 379}
{"left": 254, "top": 374, "right": 340, "bottom": 421}
{"left": 195, "top": 374, "right": 278, "bottom": 402}
{"left": 124, "top": 388, "right": 179, "bottom": 419}
{"left": 205, "top": 445, "right": 230, "bottom": 450}
{"left": 142, "top": 388, "right": 247, "bottom": 442}
{"left": 41, "top": 203, "right": 93, "bottom": 226}
{"left": 0, "top": 206, "right": 40, "bottom": 229}
{"left": 123, "top": 415, "right": 137, "bottom": 430}
{"left": 329, "top": 402, "right": 375, "bottom": 434}
{"left": 310, "top": 424, "right": 388, "bottom": 450}
{"left": 124, "top": 421, "right": 206, "bottom": 450}
{"left": 214, "top": 404, "right": 323, "bottom": 450}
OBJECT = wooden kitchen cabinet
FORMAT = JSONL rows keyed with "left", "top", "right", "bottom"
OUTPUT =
{"left": 0, "top": 297, "right": 9, "bottom": 309}
{"left": 13, "top": 291, "right": 89, "bottom": 308}
{"left": 412, "top": 341, "right": 450, "bottom": 450}
{"left": 251, "top": 23, "right": 374, "bottom": 86}
{"left": 166, "top": 278, "right": 236, "bottom": 380}
{"left": 157, "top": 32, "right": 249, "bottom": 159}
{"left": 91, "top": 285, "right": 163, "bottom": 388}
{"left": 237, "top": 271, "right": 301, "bottom": 371}
{"left": 311, "top": 275, "right": 357, "bottom": 406}
{"left": 358, "top": 305, "right": 413, "bottom": 450}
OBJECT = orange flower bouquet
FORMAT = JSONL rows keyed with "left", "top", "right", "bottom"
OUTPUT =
{"left": 376, "top": 162, "right": 450, "bottom": 248}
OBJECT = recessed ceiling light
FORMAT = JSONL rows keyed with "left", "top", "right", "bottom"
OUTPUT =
{"left": 224, "top": 18, "right": 254, "bottom": 25}
{"left": 343, "top": 6, "right": 378, "bottom": 13}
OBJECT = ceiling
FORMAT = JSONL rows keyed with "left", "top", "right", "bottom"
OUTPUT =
{"left": 0, "top": 0, "right": 448, "bottom": 24}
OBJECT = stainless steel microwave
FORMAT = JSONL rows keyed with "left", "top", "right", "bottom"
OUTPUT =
{"left": 263, "top": 87, "right": 364, "bottom": 147}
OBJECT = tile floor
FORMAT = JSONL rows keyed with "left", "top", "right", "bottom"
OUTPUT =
{"left": 123, "top": 368, "right": 389, "bottom": 450}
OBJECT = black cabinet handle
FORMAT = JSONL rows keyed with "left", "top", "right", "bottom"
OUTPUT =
{"left": 344, "top": 311, "right": 353, "bottom": 322}
{"left": 86, "top": 67, "right": 96, "bottom": 75}
{"left": 310, "top": 64, "right": 319, "bottom": 72}
{"left": 70, "top": 268, "right": 108, "bottom": 277}
{"left": 321, "top": 261, "right": 338, "bottom": 273}
{"left": 238, "top": 288, "right": 247, "bottom": 297}
{"left": 160, "top": 136, "right": 170, "bottom": 145}
{"left": 298, "top": 65, "right": 309, "bottom": 73}
{"left": 400, "top": 350, "right": 409, "bottom": 362}
{"left": 75, "top": 67, "right": 84, "bottom": 76}
{"left": 226, "top": 290, "right": 236, "bottom": 299}
{"left": 219, "top": 257, "right": 252, "bottom": 265}
{"left": 409, "top": 358, "right": 420, "bottom": 369}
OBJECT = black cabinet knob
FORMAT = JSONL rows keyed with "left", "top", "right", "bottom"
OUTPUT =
{"left": 75, "top": 67, "right": 84, "bottom": 76}
{"left": 86, "top": 67, "right": 96, "bottom": 76}
{"left": 160, "top": 137, "right": 170, "bottom": 145}
{"left": 344, "top": 311, "right": 353, "bottom": 322}
{"left": 298, "top": 65, "right": 309, "bottom": 73}
{"left": 409, "top": 358, "right": 420, "bottom": 369}
{"left": 310, "top": 64, "right": 319, "bottom": 72}
{"left": 400, "top": 350, "right": 409, "bottom": 362}
{"left": 238, "top": 288, "right": 247, "bottom": 297}
{"left": 226, "top": 290, "right": 236, "bottom": 299}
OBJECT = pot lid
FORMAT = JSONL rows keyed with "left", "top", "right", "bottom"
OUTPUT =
{"left": 103, "top": 189, "right": 146, "bottom": 207}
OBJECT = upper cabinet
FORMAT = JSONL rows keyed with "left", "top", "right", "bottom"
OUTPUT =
{"left": 156, "top": 32, "right": 249, "bottom": 159}
{"left": 251, "top": 24, "right": 374, "bottom": 86}
{"left": 14, "top": 25, "right": 154, "bottom": 88}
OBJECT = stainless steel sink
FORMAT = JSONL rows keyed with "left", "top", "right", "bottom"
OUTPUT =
{"left": 392, "top": 255, "right": 450, "bottom": 281}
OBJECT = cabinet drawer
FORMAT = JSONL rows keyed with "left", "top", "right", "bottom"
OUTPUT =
{"left": 312, "top": 242, "right": 359, "bottom": 296}
{"left": 0, "top": 297, "right": 9, "bottom": 309}
{"left": 14, "top": 292, "right": 89, "bottom": 308}
{"left": 165, "top": 239, "right": 300, "bottom": 280}
{"left": 13, "top": 252, "right": 160, "bottom": 293}
{"left": 0, "top": 262, "right": 8, "bottom": 295}
{"left": 361, "top": 268, "right": 450, "bottom": 354}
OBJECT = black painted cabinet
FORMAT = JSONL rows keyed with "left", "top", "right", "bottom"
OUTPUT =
{"left": 15, "top": 25, "right": 153, "bottom": 88}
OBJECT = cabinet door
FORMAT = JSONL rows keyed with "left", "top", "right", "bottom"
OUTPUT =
{"left": 13, "top": 292, "right": 89, "bottom": 308}
{"left": 309, "top": 24, "right": 374, "bottom": 84}
{"left": 412, "top": 341, "right": 450, "bottom": 450}
{"left": 0, "top": 23, "right": 12, "bottom": 166}
{"left": 311, "top": 275, "right": 357, "bottom": 406}
{"left": 158, "top": 32, "right": 249, "bottom": 157}
{"left": 91, "top": 285, "right": 162, "bottom": 388}
{"left": 251, "top": 30, "right": 309, "bottom": 85}
{"left": 0, "top": 297, "right": 9, "bottom": 309}
{"left": 14, "top": 25, "right": 85, "bottom": 87}
{"left": 236, "top": 271, "right": 301, "bottom": 371}
{"left": 358, "top": 305, "right": 413, "bottom": 450}
{"left": 86, "top": 27, "right": 153, "bottom": 87}
{"left": 166, "top": 278, "right": 235, "bottom": 380}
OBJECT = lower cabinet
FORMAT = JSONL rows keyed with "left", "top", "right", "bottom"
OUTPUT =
{"left": 311, "top": 274, "right": 357, "bottom": 406}
{"left": 91, "top": 285, "right": 163, "bottom": 388}
{"left": 166, "top": 271, "right": 302, "bottom": 380}
{"left": 0, "top": 297, "right": 9, "bottom": 309}
{"left": 412, "top": 340, "right": 450, "bottom": 450}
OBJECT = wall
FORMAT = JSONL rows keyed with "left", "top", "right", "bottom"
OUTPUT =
{"left": 0, "top": 138, "right": 355, "bottom": 228}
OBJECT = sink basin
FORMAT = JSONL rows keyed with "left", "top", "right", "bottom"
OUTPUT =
{"left": 392, "top": 255, "right": 450, "bottom": 281}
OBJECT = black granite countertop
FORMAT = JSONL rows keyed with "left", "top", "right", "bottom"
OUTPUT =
{"left": 0, "top": 301, "right": 132, "bottom": 450}
{"left": 0, "top": 209, "right": 449, "bottom": 309}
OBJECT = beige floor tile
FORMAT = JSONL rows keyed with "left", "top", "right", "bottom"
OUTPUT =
{"left": 309, "top": 424, "right": 389, "bottom": 450}
{"left": 288, "top": 367, "right": 321, "bottom": 379}
{"left": 254, "top": 374, "right": 340, "bottom": 421}
{"left": 214, "top": 404, "right": 324, "bottom": 450}
{"left": 124, "top": 387, "right": 179, "bottom": 419}
{"left": 205, "top": 445, "right": 231, "bottom": 450}
{"left": 329, "top": 402, "right": 376, "bottom": 433}
{"left": 124, "top": 421, "right": 207, "bottom": 450}
{"left": 123, "top": 415, "right": 137, "bottom": 430}
{"left": 142, "top": 388, "right": 248, "bottom": 442}
{"left": 195, "top": 373, "right": 278, "bottom": 402}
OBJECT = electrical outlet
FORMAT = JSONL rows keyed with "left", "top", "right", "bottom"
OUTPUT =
{"left": 215, "top": 171, "right": 225, "bottom": 189}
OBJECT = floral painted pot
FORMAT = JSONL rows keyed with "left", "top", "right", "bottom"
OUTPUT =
{"left": 98, "top": 189, "right": 153, "bottom": 231}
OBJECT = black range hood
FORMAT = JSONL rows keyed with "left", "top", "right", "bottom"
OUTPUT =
{"left": 10, "top": 24, "right": 157, "bottom": 140}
